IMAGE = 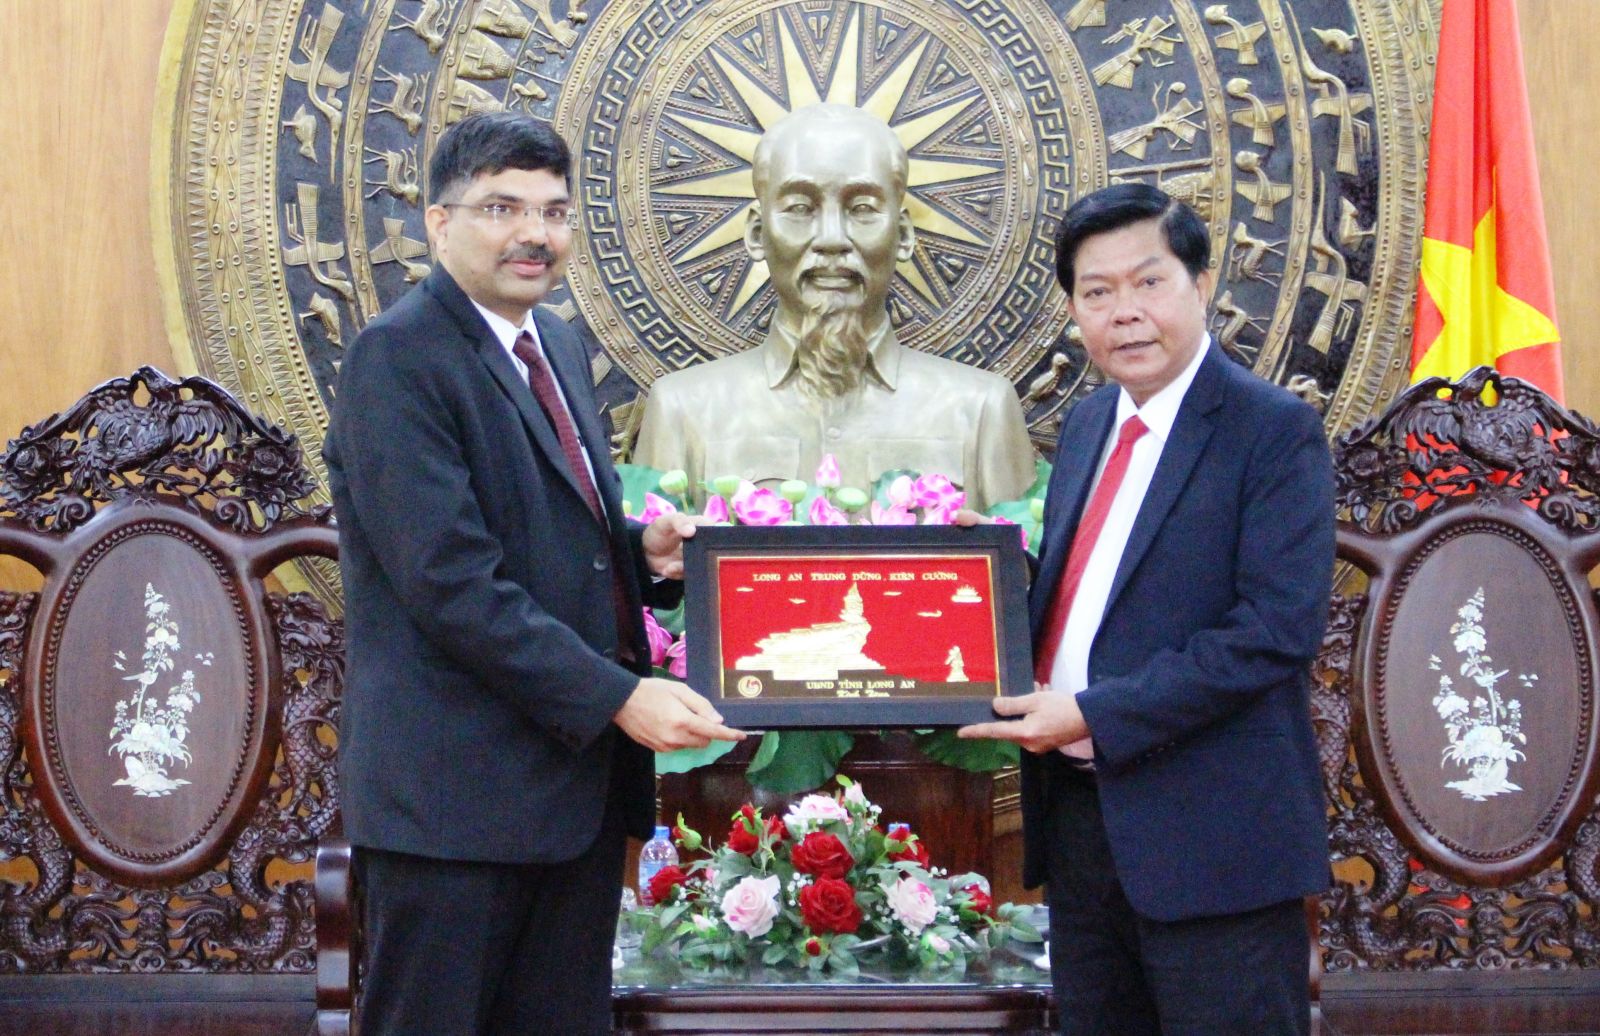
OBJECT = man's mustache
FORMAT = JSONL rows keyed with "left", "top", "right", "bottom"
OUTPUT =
{"left": 501, "top": 244, "right": 559, "bottom": 264}
{"left": 799, "top": 263, "right": 864, "bottom": 285}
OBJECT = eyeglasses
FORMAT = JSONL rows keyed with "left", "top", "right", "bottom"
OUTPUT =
{"left": 442, "top": 202, "right": 578, "bottom": 230}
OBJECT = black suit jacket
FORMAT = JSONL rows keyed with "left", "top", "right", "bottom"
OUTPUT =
{"left": 325, "top": 267, "right": 670, "bottom": 862}
{"left": 1021, "top": 345, "right": 1335, "bottom": 921}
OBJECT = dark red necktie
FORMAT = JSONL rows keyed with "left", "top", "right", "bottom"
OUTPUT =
{"left": 1034, "top": 414, "right": 1149, "bottom": 683}
{"left": 513, "top": 331, "right": 604, "bottom": 526}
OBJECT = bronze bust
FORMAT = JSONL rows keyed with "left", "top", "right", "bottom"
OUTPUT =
{"left": 633, "top": 104, "right": 1034, "bottom": 509}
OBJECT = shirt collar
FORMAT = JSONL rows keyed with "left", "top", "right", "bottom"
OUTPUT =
{"left": 762, "top": 317, "right": 900, "bottom": 390}
{"left": 471, "top": 301, "right": 540, "bottom": 352}
{"left": 1114, "top": 335, "right": 1211, "bottom": 444}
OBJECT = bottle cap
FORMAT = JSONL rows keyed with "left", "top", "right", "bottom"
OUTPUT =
{"left": 654, "top": 825, "right": 670, "bottom": 839}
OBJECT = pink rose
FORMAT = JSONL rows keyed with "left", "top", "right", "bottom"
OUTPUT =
{"left": 664, "top": 635, "right": 687, "bottom": 678}
{"left": 885, "top": 876, "right": 938, "bottom": 934}
{"left": 720, "top": 874, "right": 781, "bottom": 937}
{"left": 784, "top": 793, "right": 850, "bottom": 837}
{"left": 815, "top": 453, "right": 842, "bottom": 489}
{"left": 642, "top": 608, "right": 673, "bottom": 667}
{"left": 732, "top": 482, "right": 793, "bottom": 525}
{"left": 991, "top": 515, "right": 1028, "bottom": 550}
{"left": 701, "top": 494, "right": 730, "bottom": 523}
{"left": 870, "top": 501, "right": 917, "bottom": 525}
{"left": 638, "top": 491, "right": 678, "bottom": 525}
{"left": 808, "top": 495, "right": 849, "bottom": 526}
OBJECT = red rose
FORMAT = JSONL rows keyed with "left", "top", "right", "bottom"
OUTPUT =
{"left": 727, "top": 819, "right": 759, "bottom": 855}
{"left": 961, "top": 883, "right": 993, "bottom": 916}
{"left": 791, "top": 832, "right": 854, "bottom": 880}
{"left": 805, "top": 936, "right": 823, "bottom": 956}
{"left": 765, "top": 815, "right": 787, "bottom": 842}
{"left": 887, "top": 824, "right": 931, "bottom": 868}
{"left": 798, "top": 877, "right": 862, "bottom": 935}
{"left": 648, "top": 865, "right": 689, "bottom": 905}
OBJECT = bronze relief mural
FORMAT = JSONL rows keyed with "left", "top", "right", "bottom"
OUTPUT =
{"left": 155, "top": 0, "right": 1441, "bottom": 602}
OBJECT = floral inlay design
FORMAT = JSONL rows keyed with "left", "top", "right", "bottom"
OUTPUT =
{"left": 1431, "top": 588, "right": 1534, "bottom": 802}
{"left": 109, "top": 584, "right": 205, "bottom": 797}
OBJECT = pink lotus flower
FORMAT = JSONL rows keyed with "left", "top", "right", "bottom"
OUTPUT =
{"left": 992, "top": 515, "right": 1029, "bottom": 551}
{"left": 911, "top": 473, "right": 964, "bottom": 512}
{"left": 808, "top": 495, "right": 849, "bottom": 526}
{"left": 815, "top": 453, "right": 842, "bottom": 489}
{"left": 870, "top": 501, "right": 917, "bottom": 525}
{"left": 885, "top": 876, "right": 938, "bottom": 934}
{"left": 920, "top": 503, "right": 958, "bottom": 526}
{"left": 638, "top": 491, "right": 678, "bottom": 525}
{"left": 701, "top": 494, "right": 730, "bottom": 523}
{"left": 886, "top": 475, "right": 914, "bottom": 509}
{"left": 665, "top": 635, "right": 687, "bottom": 678}
{"left": 720, "top": 874, "right": 781, "bottom": 937}
{"left": 642, "top": 608, "right": 673, "bottom": 667}
{"left": 732, "top": 482, "right": 792, "bottom": 525}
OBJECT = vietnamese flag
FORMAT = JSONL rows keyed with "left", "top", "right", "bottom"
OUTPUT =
{"left": 1411, "top": 0, "right": 1562, "bottom": 401}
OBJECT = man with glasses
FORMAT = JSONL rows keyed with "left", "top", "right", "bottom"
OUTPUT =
{"left": 325, "top": 111, "right": 743, "bottom": 1036}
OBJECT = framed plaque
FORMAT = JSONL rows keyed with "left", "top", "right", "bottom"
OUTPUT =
{"left": 682, "top": 524, "right": 1032, "bottom": 728}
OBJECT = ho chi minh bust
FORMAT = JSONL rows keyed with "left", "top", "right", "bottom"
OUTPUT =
{"left": 632, "top": 104, "right": 1034, "bottom": 510}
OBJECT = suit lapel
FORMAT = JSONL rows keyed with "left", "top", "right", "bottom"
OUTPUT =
{"left": 423, "top": 270, "right": 596, "bottom": 515}
{"left": 1030, "top": 389, "right": 1116, "bottom": 639}
{"left": 533, "top": 308, "right": 628, "bottom": 531}
{"left": 1101, "top": 346, "right": 1227, "bottom": 617}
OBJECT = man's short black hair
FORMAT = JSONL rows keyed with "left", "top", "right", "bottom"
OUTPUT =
{"left": 427, "top": 112, "right": 571, "bottom": 205}
{"left": 1053, "top": 182, "right": 1209, "bottom": 293}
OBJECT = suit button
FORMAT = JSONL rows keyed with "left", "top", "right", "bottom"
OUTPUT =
{"left": 594, "top": 553, "right": 609, "bottom": 571}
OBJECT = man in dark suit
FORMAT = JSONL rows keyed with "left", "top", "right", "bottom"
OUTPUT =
{"left": 961, "top": 183, "right": 1334, "bottom": 1034}
{"left": 324, "top": 112, "right": 743, "bottom": 1036}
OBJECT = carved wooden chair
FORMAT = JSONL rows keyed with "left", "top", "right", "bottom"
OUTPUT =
{"left": 1315, "top": 366, "right": 1600, "bottom": 982}
{"left": 0, "top": 369, "right": 340, "bottom": 1000}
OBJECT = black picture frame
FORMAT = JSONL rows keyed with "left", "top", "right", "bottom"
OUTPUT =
{"left": 682, "top": 523, "right": 1032, "bottom": 728}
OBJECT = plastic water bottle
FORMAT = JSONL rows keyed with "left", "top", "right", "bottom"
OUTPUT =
{"left": 637, "top": 825, "right": 679, "bottom": 906}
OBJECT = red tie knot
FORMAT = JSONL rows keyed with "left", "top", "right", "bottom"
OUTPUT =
{"left": 1118, "top": 414, "right": 1149, "bottom": 445}
{"left": 512, "top": 330, "right": 538, "bottom": 364}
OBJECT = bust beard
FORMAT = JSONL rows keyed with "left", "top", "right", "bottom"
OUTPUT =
{"left": 794, "top": 294, "right": 871, "bottom": 403}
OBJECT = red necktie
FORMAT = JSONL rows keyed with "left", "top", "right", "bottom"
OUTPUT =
{"left": 513, "top": 331, "right": 605, "bottom": 526}
{"left": 1034, "top": 414, "right": 1149, "bottom": 683}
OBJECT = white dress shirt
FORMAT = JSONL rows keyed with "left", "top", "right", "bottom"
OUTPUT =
{"left": 1047, "top": 338, "right": 1211, "bottom": 750}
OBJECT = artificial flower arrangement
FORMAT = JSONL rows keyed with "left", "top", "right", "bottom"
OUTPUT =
{"left": 632, "top": 777, "right": 1041, "bottom": 975}
{"left": 621, "top": 454, "right": 1049, "bottom": 791}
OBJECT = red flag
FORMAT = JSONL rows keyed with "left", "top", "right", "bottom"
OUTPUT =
{"left": 1411, "top": 0, "right": 1562, "bottom": 401}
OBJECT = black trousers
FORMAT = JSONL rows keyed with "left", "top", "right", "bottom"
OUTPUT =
{"left": 353, "top": 792, "right": 627, "bottom": 1036}
{"left": 1042, "top": 766, "right": 1311, "bottom": 1036}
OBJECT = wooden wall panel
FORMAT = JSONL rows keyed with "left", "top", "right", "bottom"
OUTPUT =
{"left": 1520, "top": 0, "right": 1600, "bottom": 416}
{"left": 0, "top": 0, "right": 1592, "bottom": 443}
{"left": 0, "top": 0, "right": 176, "bottom": 437}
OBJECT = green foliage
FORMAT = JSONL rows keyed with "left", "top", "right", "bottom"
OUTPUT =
{"left": 745, "top": 730, "right": 857, "bottom": 793}
{"left": 655, "top": 739, "right": 738, "bottom": 774}
{"left": 912, "top": 729, "right": 1019, "bottom": 771}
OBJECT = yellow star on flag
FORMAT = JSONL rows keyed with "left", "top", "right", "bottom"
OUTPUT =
{"left": 1412, "top": 197, "right": 1559, "bottom": 385}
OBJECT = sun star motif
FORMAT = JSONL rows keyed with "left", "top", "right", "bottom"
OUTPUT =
{"left": 654, "top": 4, "right": 1002, "bottom": 317}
